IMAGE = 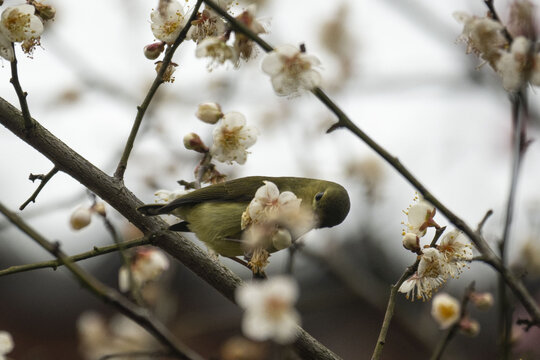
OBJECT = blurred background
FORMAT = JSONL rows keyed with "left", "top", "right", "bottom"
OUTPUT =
{"left": 1, "top": 0, "right": 540, "bottom": 358}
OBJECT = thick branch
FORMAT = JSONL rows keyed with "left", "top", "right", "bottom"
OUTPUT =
{"left": 0, "top": 97, "right": 339, "bottom": 360}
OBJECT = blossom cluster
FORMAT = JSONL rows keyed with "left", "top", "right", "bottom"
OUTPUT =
{"left": 118, "top": 247, "right": 170, "bottom": 293}
{"left": 454, "top": 1, "right": 540, "bottom": 92}
{"left": 399, "top": 197, "right": 473, "bottom": 301}
{"left": 0, "top": 2, "right": 53, "bottom": 61}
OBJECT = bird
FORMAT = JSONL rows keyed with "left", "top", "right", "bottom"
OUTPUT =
{"left": 138, "top": 176, "right": 350, "bottom": 257}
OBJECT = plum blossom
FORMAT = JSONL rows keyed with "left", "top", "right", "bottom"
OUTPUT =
{"left": 438, "top": 229, "right": 473, "bottom": 278}
{"left": 261, "top": 44, "right": 321, "bottom": 96}
{"left": 402, "top": 197, "right": 437, "bottom": 238}
{"left": 431, "top": 293, "right": 461, "bottom": 329}
{"left": 118, "top": 248, "right": 170, "bottom": 292}
{"left": 399, "top": 248, "right": 447, "bottom": 301}
{"left": 496, "top": 36, "right": 532, "bottom": 92}
{"left": 0, "top": 4, "right": 44, "bottom": 43}
{"left": 0, "top": 331, "right": 14, "bottom": 360}
{"left": 195, "top": 36, "right": 238, "bottom": 69}
{"left": 236, "top": 276, "right": 300, "bottom": 344}
{"left": 210, "top": 111, "right": 258, "bottom": 164}
{"left": 150, "top": 0, "right": 186, "bottom": 44}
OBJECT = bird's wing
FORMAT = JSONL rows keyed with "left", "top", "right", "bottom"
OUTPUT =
{"left": 155, "top": 176, "right": 271, "bottom": 214}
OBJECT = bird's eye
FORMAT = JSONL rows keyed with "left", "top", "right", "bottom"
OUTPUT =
{"left": 315, "top": 192, "right": 324, "bottom": 201}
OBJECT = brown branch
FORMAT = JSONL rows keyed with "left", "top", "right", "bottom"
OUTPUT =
{"left": 9, "top": 46, "right": 34, "bottom": 131}
{"left": 19, "top": 166, "right": 59, "bottom": 210}
{"left": 0, "top": 235, "right": 152, "bottom": 277}
{"left": 114, "top": 0, "right": 204, "bottom": 181}
{"left": 0, "top": 97, "right": 339, "bottom": 360}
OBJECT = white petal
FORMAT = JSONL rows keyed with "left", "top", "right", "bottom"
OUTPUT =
{"left": 254, "top": 181, "right": 280, "bottom": 202}
{"left": 261, "top": 52, "right": 283, "bottom": 75}
{"left": 298, "top": 69, "right": 322, "bottom": 90}
{"left": 222, "top": 111, "right": 246, "bottom": 128}
{"left": 275, "top": 44, "right": 300, "bottom": 58}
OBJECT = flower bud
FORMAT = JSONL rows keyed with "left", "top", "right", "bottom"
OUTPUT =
{"left": 459, "top": 317, "right": 480, "bottom": 337}
{"left": 92, "top": 202, "right": 106, "bottom": 217}
{"left": 272, "top": 228, "right": 292, "bottom": 250}
{"left": 470, "top": 292, "right": 494, "bottom": 310}
{"left": 196, "top": 102, "right": 223, "bottom": 124}
{"left": 183, "top": 132, "right": 209, "bottom": 153}
{"left": 402, "top": 232, "right": 420, "bottom": 253}
{"left": 144, "top": 42, "right": 165, "bottom": 60}
{"left": 33, "top": 1, "right": 56, "bottom": 21}
{"left": 70, "top": 207, "right": 92, "bottom": 230}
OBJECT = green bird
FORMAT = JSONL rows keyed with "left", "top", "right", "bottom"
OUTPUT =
{"left": 138, "top": 176, "right": 350, "bottom": 257}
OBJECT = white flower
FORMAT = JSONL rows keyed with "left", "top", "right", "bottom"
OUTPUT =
{"left": 399, "top": 248, "right": 447, "bottom": 301}
{"left": 261, "top": 44, "right": 321, "bottom": 96}
{"left": 453, "top": 11, "right": 508, "bottom": 68}
{"left": 70, "top": 206, "right": 92, "bottom": 230}
{"left": 403, "top": 197, "right": 436, "bottom": 237}
{"left": 196, "top": 102, "right": 223, "bottom": 124}
{"left": 150, "top": 0, "right": 186, "bottom": 44}
{"left": 245, "top": 181, "right": 302, "bottom": 225}
{"left": 470, "top": 292, "right": 494, "bottom": 310}
{"left": 210, "top": 111, "right": 258, "bottom": 165}
{"left": 0, "top": 4, "right": 44, "bottom": 43}
{"left": 431, "top": 293, "right": 461, "bottom": 329}
{"left": 118, "top": 248, "right": 170, "bottom": 292}
{"left": 195, "top": 36, "right": 238, "bottom": 69}
{"left": 0, "top": 331, "right": 14, "bottom": 358}
{"left": 236, "top": 276, "right": 300, "bottom": 344}
{"left": 233, "top": 5, "right": 267, "bottom": 61}
{"left": 438, "top": 229, "right": 473, "bottom": 278}
{"left": 496, "top": 36, "right": 531, "bottom": 91}
{"left": 154, "top": 189, "right": 189, "bottom": 202}
{"left": 187, "top": 9, "right": 227, "bottom": 43}
{"left": 0, "top": 32, "right": 14, "bottom": 61}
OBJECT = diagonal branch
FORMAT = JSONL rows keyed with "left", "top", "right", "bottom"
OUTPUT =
{"left": 19, "top": 166, "right": 59, "bottom": 210}
{"left": 114, "top": 0, "right": 204, "bottom": 181}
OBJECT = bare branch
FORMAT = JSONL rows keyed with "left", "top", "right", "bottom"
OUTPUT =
{"left": 19, "top": 166, "right": 59, "bottom": 210}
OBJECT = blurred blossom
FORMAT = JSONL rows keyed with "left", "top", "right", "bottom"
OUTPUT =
{"left": 453, "top": 11, "right": 508, "bottom": 68}
{"left": 459, "top": 317, "right": 480, "bottom": 337}
{"left": 0, "top": 331, "right": 14, "bottom": 359}
{"left": 236, "top": 276, "right": 300, "bottom": 344}
{"left": 508, "top": 0, "right": 537, "bottom": 40}
{"left": 233, "top": 5, "right": 267, "bottom": 61}
{"left": 77, "top": 312, "right": 154, "bottom": 360}
{"left": 118, "top": 248, "right": 170, "bottom": 292}
{"left": 154, "top": 61, "right": 177, "bottom": 82}
{"left": 431, "top": 293, "right": 461, "bottom": 329}
{"left": 496, "top": 36, "right": 532, "bottom": 92}
{"left": 150, "top": 0, "right": 186, "bottom": 44}
{"left": 210, "top": 111, "right": 258, "bottom": 165}
{"left": 70, "top": 206, "right": 93, "bottom": 230}
{"left": 261, "top": 44, "right": 322, "bottom": 96}
{"left": 187, "top": 8, "right": 227, "bottom": 43}
{"left": 469, "top": 292, "right": 494, "bottom": 310}
{"left": 195, "top": 36, "right": 239, "bottom": 69}
{"left": 220, "top": 336, "right": 268, "bottom": 360}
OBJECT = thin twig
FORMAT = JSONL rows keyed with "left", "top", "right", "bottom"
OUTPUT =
{"left": 499, "top": 91, "right": 527, "bottom": 359}
{"left": 0, "top": 202, "right": 202, "bottom": 360}
{"left": 0, "top": 235, "right": 153, "bottom": 277}
{"left": 477, "top": 209, "right": 494, "bottom": 235}
{"left": 99, "top": 350, "right": 174, "bottom": 360}
{"left": 114, "top": 0, "right": 204, "bottom": 181}
{"left": 484, "top": 0, "right": 513, "bottom": 43}
{"left": 430, "top": 282, "right": 475, "bottom": 360}
{"left": 9, "top": 46, "right": 33, "bottom": 131}
{"left": 19, "top": 166, "right": 59, "bottom": 210}
{"left": 371, "top": 261, "right": 419, "bottom": 360}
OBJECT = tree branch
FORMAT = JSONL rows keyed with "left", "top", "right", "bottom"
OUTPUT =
{"left": 0, "top": 235, "right": 152, "bottom": 277}
{"left": 19, "top": 166, "right": 59, "bottom": 210}
{"left": 114, "top": 0, "right": 204, "bottom": 181}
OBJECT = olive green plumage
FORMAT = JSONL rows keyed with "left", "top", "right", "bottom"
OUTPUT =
{"left": 138, "top": 176, "right": 350, "bottom": 257}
